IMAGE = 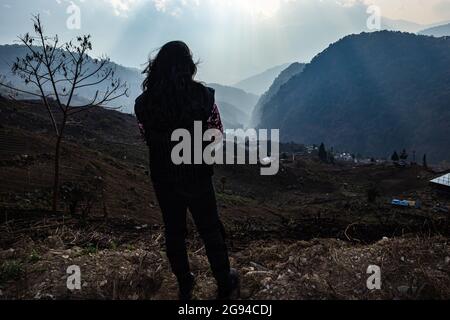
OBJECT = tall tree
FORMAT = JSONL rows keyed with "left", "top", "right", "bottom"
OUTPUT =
{"left": 318, "top": 143, "right": 327, "bottom": 162}
{"left": 391, "top": 151, "right": 400, "bottom": 162}
{"left": 423, "top": 154, "right": 428, "bottom": 169}
{"left": 0, "top": 15, "right": 128, "bottom": 212}
{"left": 400, "top": 149, "right": 409, "bottom": 161}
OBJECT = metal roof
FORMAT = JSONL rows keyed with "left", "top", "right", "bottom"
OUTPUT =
{"left": 430, "top": 173, "right": 450, "bottom": 188}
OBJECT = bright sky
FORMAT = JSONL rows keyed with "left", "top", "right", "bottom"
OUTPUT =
{"left": 1, "top": 0, "right": 450, "bottom": 84}
{"left": 365, "top": 0, "right": 450, "bottom": 24}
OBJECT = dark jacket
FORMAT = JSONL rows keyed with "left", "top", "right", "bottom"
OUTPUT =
{"left": 135, "top": 83, "right": 216, "bottom": 184}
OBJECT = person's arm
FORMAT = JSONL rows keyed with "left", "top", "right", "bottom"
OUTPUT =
{"left": 135, "top": 94, "right": 148, "bottom": 141}
{"left": 207, "top": 103, "right": 224, "bottom": 134}
{"left": 137, "top": 120, "right": 146, "bottom": 140}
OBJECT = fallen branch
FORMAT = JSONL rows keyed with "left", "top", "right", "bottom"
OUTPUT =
{"left": 344, "top": 222, "right": 362, "bottom": 243}
{"left": 10, "top": 221, "right": 77, "bottom": 234}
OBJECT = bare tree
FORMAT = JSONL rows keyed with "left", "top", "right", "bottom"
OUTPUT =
{"left": 0, "top": 15, "right": 129, "bottom": 213}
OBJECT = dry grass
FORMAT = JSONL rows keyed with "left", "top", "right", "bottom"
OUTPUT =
{"left": 0, "top": 218, "right": 448, "bottom": 300}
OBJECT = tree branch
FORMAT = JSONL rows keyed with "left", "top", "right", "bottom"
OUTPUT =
{"left": 0, "top": 82, "right": 41, "bottom": 98}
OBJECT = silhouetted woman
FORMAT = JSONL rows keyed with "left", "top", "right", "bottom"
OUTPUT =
{"left": 135, "top": 41, "right": 239, "bottom": 300}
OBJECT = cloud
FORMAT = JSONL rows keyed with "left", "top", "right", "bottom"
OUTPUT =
{"left": 106, "top": 0, "right": 140, "bottom": 15}
{"left": 153, "top": 0, "right": 169, "bottom": 12}
{"left": 98, "top": 0, "right": 378, "bottom": 20}
{"left": 151, "top": 0, "right": 199, "bottom": 17}
{"left": 55, "top": 0, "right": 137, "bottom": 16}
{"left": 101, "top": 0, "right": 197, "bottom": 17}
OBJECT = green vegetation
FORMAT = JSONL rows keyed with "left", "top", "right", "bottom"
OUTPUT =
{"left": 82, "top": 243, "right": 99, "bottom": 255}
{"left": 217, "top": 192, "right": 255, "bottom": 207}
{"left": 28, "top": 250, "right": 41, "bottom": 263}
{"left": 0, "top": 260, "right": 23, "bottom": 283}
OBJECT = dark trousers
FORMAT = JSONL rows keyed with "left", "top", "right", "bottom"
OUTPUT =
{"left": 153, "top": 178, "right": 231, "bottom": 282}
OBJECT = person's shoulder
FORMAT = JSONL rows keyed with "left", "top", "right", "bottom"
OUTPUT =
{"left": 134, "top": 92, "right": 149, "bottom": 116}
{"left": 192, "top": 82, "right": 215, "bottom": 116}
{"left": 135, "top": 92, "right": 148, "bottom": 105}
{"left": 204, "top": 85, "right": 215, "bottom": 96}
{"left": 205, "top": 86, "right": 215, "bottom": 99}
{"left": 193, "top": 82, "right": 215, "bottom": 99}
{"left": 202, "top": 84, "right": 215, "bottom": 108}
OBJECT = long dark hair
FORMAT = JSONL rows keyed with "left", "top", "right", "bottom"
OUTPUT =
{"left": 142, "top": 41, "right": 206, "bottom": 128}
{"left": 142, "top": 41, "right": 197, "bottom": 92}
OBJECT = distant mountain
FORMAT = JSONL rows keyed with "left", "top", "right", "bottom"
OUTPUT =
{"left": 0, "top": 44, "right": 143, "bottom": 114}
{"left": 381, "top": 18, "right": 425, "bottom": 33}
{"left": 419, "top": 23, "right": 450, "bottom": 37}
{"left": 250, "top": 62, "right": 305, "bottom": 128}
{"left": 208, "top": 83, "right": 259, "bottom": 128}
{"left": 234, "top": 63, "right": 291, "bottom": 96}
{"left": 0, "top": 44, "right": 261, "bottom": 128}
{"left": 258, "top": 31, "right": 450, "bottom": 163}
{"left": 216, "top": 101, "right": 249, "bottom": 129}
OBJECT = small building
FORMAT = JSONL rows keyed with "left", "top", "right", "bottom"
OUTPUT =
{"left": 430, "top": 173, "right": 450, "bottom": 194}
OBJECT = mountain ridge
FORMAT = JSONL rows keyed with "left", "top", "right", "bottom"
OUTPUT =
{"left": 0, "top": 44, "right": 258, "bottom": 128}
{"left": 233, "top": 63, "right": 291, "bottom": 96}
{"left": 419, "top": 23, "right": 450, "bottom": 37}
{"left": 250, "top": 62, "right": 305, "bottom": 128}
{"left": 208, "top": 83, "right": 259, "bottom": 127}
{"left": 258, "top": 31, "right": 450, "bottom": 163}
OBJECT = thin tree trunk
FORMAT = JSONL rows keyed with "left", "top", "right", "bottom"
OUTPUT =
{"left": 52, "top": 112, "right": 68, "bottom": 213}
{"left": 52, "top": 133, "right": 63, "bottom": 213}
